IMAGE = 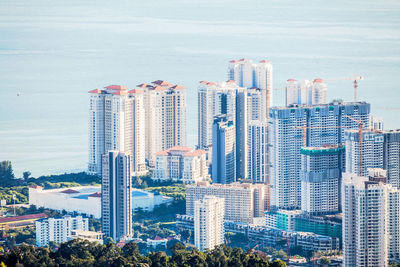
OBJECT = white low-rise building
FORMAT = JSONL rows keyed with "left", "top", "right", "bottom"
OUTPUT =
{"left": 29, "top": 186, "right": 172, "bottom": 218}
{"left": 153, "top": 146, "right": 208, "bottom": 184}
{"left": 36, "top": 215, "right": 89, "bottom": 247}
{"left": 69, "top": 229, "right": 104, "bottom": 245}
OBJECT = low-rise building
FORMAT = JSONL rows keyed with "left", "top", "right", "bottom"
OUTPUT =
{"left": 153, "top": 146, "right": 208, "bottom": 184}
{"left": 29, "top": 186, "right": 172, "bottom": 218}
{"left": 36, "top": 215, "right": 89, "bottom": 247}
{"left": 69, "top": 230, "right": 104, "bottom": 245}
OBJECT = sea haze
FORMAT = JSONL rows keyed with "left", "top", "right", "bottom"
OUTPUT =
{"left": 0, "top": 0, "right": 399, "bottom": 176}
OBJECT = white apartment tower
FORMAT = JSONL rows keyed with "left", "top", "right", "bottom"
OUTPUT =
{"left": 101, "top": 151, "right": 133, "bottom": 241}
{"left": 285, "top": 78, "right": 327, "bottom": 106}
{"left": 186, "top": 181, "right": 268, "bottom": 223}
{"left": 136, "top": 80, "right": 187, "bottom": 166}
{"left": 194, "top": 196, "right": 225, "bottom": 251}
{"left": 88, "top": 85, "right": 146, "bottom": 176}
{"left": 343, "top": 169, "right": 400, "bottom": 266}
{"left": 153, "top": 146, "right": 208, "bottom": 184}
{"left": 248, "top": 120, "right": 269, "bottom": 183}
{"left": 269, "top": 101, "right": 370, "bottom": 209}
{"left": 228, "top": 58, "right": 273, "bottom": 118}
{"left": 36, "top": 215, "right": 89, "bottom": 247}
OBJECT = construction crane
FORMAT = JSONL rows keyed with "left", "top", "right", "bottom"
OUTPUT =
{"left": 344, "top": 115, "right": 364, "bottom": 176}
{"left": 326, "top": 75, "right": 364, "bottom": 102}
{"left": 292, "top": 125, "right": 349, "bottom": 147}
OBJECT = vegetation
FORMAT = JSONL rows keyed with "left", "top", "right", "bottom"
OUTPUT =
{"left": 0, "top": 239, "right": 285, "bottom": 267}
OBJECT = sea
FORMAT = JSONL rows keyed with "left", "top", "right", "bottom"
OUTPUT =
{"left": 0, "top": 0, "right": 399, "bottom": 177}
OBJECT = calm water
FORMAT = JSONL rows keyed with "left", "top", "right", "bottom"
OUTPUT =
{"left": 0, "top": 0, "right": 399, "bottom": 177}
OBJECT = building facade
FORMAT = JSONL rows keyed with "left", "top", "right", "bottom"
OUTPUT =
{"left": 136, "top": 80, "right": 186, "bottom": 166}
{"left": 269, "top": 101, "right": 370, "bottom": 209}
{"left": 186, "top": 181, "right": 268, "bottom": 224}
{"left": 248, "top": 120, "right": 269, "bottom": 183}
{"left": 194, "top": 196, "right": 225, "bottom": 251}
{"left": 88, "top": 85, "right": 146, "bottom": 176}
{"left": 342, "top": 169, "right": 400, "bottom": 266}
{"left": 101, "top": 151, "right": 132, "bottom": 241}
{"left": 36, "top": 215, "right": 89, "bottom": 247}
{"left": 300, "top": 145, "right": 344, "bottom": 214}
{"left": 285, "top": 79, "right": 327, "bottom": 106}
{"left": 212, "top": 115, "right": 236, "bottom": 184}
{"left": 153, "top": 146, "right": 208, "bottom": 184}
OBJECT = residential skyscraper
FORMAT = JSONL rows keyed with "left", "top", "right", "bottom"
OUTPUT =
{"left": 212, "top": 115, "right": 236, "bottom": 184}
{"left": 194, "top": 196, "right": 225, "bottom": 251}
{"left": 345, "top": 129, "right": 400, "bottom": 188}
{"left": 269, "top": 101, "right": 370, "bottom": 209}
{"left": 342, "top": 169, "right": 400, "bottom": 266}
{"left": 198, "top": 81, "right": 249, "bottom": 180}
{"left": 228, "top": 58, "right": 273, "bottom": 118}
{"left": 101, "top": 151, "right": 132, "bottom": 241}
{"left": 136, "top": 80, "right": 187, "bottom": 166}
{"left": 300, "top": 145, "right": 344, "bottom": 215}
{"left": 285, "top": 79, "right": 327, "bottom": 106}
{"left": 88, "top": 85, "right": 146, "bottom": 176}
{"left": 248, "top": 120, "right": 269, "bottom": 183}
{"left": 186, "top": 181, "right": 268, "bottom": 224}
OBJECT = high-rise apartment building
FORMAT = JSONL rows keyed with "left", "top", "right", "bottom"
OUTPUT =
{"left": 101, "top": 151, "right": 132, "bottom": 241}
{"left": 269, "top": 101, "right": 370, "bottom": 209}
{"left": 136, "top": 80, "right": 187, "bottom": 166}
{"left": 248, "top": 120, "right": 269, "bottom": 183}
{"left": 342, "top": 169, "right": 400, "bottom": 266}
{"left": 228, "top": 58, "right": 273, "bottom": 117}
{"left": 212, "top": 115, "right": 236, "bottom": 184}
{"left": 153, "top": 146, "right": 208, "bottom": 184}
{"left": 186, "top": 181, "right": 268, "bottom": 224}
{"left": 300, "top": 145, "right": 344, "bottom": 214}
{"left": 194, "top": 196, "right": 225, "bottom": 251}
{"left": 285, "top": 79, "right": 327, "bottom": 106}
{"left": 36, "top": 215, "right": 89, "bottom": 247}
{"left": 345, "top": 129, "right": 400, "bottom": 188}
{"left": 88, "top": 85, "right": 146, "bottom": 176}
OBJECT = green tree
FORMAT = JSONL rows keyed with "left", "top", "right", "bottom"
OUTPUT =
{"left": 271, "top": 259, "right": 287, "bottom": 267}
{"left": 319, "top": 257, "right": 331, "bottom": 266}
{"left": 180, "top": 229, "right": 191, "bottom": 243}
{"left": 22, "top": 171, "right": 31, "bottom": 182}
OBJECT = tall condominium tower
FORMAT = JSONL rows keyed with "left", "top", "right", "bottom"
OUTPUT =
{"left": 345, "top": 129, "right": 400, "bottom": 188}
{"left": 228, "top": 59, "right": 273, "bottom": 118}
{"left": 101, "top": 151, "right": 133, "bottom": 242}
{"left": 194, "top": 195, "right": 225, "bottom": 251}
{"left": 136, "top": 80, "right": 187, "bottom": 167}
{"left": 212, "top": 115, "right": 236, "bottom": 184}
{"left": 198, "top": 81, "right": 248, "bottom": 180}
{"left": 343, "top": 169, "right": 400, "bottom": 266}
{"left": 285, "top": 78, "right": 327, "bottom": 106}
{"left": 300, "top": 145, "right": 344, "bottom": 215}
{"left": 186, "top": 181, "right": 268, "bottom": 224}
{"left": 269, "top": 101, "right": 370, "bottom": 209}
{"left": 88, "top": 85, "right": 146, "bottom": 176}
{"left": 248, "top": 120, "right": 269, "bottom": 183}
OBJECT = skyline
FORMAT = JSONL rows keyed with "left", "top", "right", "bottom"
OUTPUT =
{"left": 1, "top": 0, "right": 399, "bottom": 177}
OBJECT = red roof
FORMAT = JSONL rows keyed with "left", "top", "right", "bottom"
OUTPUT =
{"left": 183, "top": 149, "right": 207, "bottom": 157}
{"left": 88, "top": 89, "right": 102, "bottom": 94}
{"left": 229, "top": 60, "right": 239, "bottom": 63}
{"left": 29, "top": 185, "right": 43, "bottom": 190}
{"left": 313, "top": 78, "right": 324, "bottom": 83}
{"left": 136, "top": 83, "right": 150, "bottom": 88}
{"left": 226, "top": 80, "right": 235, "bottom": 83}
{"left": 152, "top": 80, "right": 173, "bottom": 87}
{"left": 239, "top": 58, "right": 248, "bottom": 61}
{"left": 61, "top": 189, "right": 79, "bottom": 194}
{"left": 155, "top": 151, "right": 169, "bottom": 156}
{"left": 152, "top": 85, "right": 165, "bottom": 91}
{"left": 287, "top": 78, "right": 297, "bottom": 82}
{"left": 171, "top": 85, "right": 185, "bottom": 90}
{"left": 128, "top": 89, "right": 143, "bottom": 94}
{"left": 105, "top": 85, "right": 129, "bottom": 90}
{"left": 199, "top": 81, "right": 208, "bottom": 84}
{"left": 112, "top": 91, "right": 128, "bottom": 96}
{"left": 154, "top": 236, "right": 164, "bottom": 240}
{"left": 88, "top": 192, "right": 101, "bottom": 198}
{"left": 207, "top": 82, "right": 216, "bottom": 86}
{"left": 259, "top": 60, "right": 271, "bottom": 63}
{"left": 0, "top": 213, "right": 47, "bottom": 224}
